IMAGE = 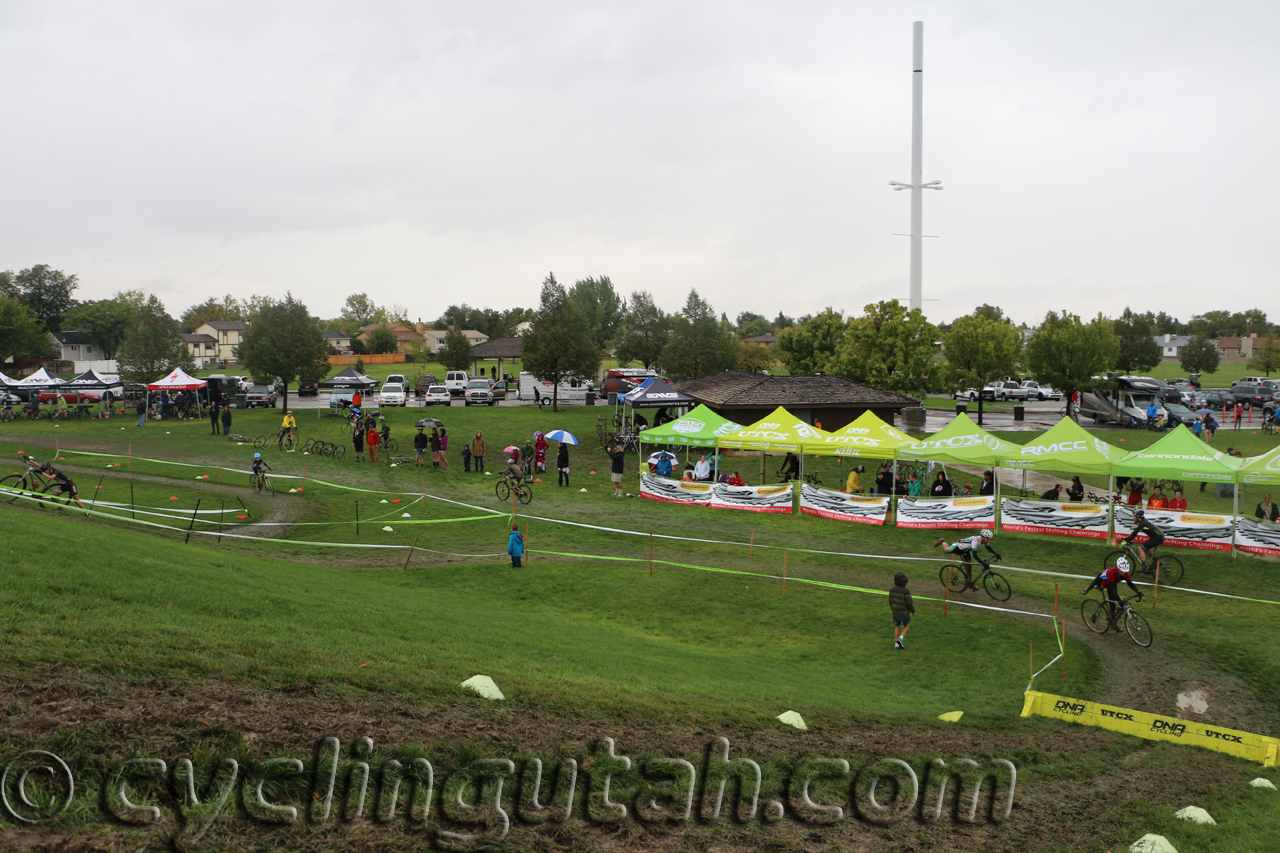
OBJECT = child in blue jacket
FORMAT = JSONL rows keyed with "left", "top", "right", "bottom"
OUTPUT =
{"left": 508, "top": 523, "right": 525, "bottom": 568}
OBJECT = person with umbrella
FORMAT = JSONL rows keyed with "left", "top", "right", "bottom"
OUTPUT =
{"left": 650, "top": 451, "right": 675, "bottom": 478}
{"left": 557, "top": 440, "right": 570, "bottom": 487}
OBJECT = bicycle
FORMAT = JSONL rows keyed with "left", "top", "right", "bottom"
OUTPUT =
{"left": 277, "top": 429, "right": 297, "bottom": 452}
{"left": 939, "top": 555, "right": 1011, "bottom": 601}
{"left": 252, "top": 435, "right": 270, "bottom": 450}
{"left": 1081, "top": 594, "right": 1152, "bottom": 647}
{"left": 249, "top": 472, "right": 275, "bottom": 496}
{"left": 227, "top": 433, "right": 251, "bottom": 444}
{"left": 495, "top": 474, "right": 533, "bottom": 504}
{"left": 382, "top": 436, "right": 399, "bottom": 454}
{"left": 36, "top": 480, "right": 76, "bottom": 511}
{"left": 1085, "top": 491, "right": 1120, "bottom": 504}
{"left": 0, "top": 406, "right": 14, "bottom": 423}
{"left": 0, "top": 463, "right": 45, "bottom": 503}
{"left": 1103, "top": 540, "right": 1183, "bottom": 586}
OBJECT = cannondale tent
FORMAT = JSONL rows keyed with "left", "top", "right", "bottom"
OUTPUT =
{"left": 800, "top": 410, "right": 913, "bottom": 460}
{"left": 1111, "top": 425, "right": 1243, "bottom": 483}
{"left": 894, "top": 412, "right": 1021, "bottom": 467}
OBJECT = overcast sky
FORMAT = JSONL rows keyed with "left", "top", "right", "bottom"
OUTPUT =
{"left": 2, "top": 1, "right": 1277, "bottom": 327}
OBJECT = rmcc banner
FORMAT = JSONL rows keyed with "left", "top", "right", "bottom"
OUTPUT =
{"left": 639, "top": 473, "right": 713, "bottom": 505}
{"left": 1114, "top": 505, "right": 1233, "bottom": 552}
{"left": 999, "top": 499, "right": 1110, "bottom": 539}
{"left": 708, "top": 482, "right": 794, "bottom": 513}
{"left": 1234, "top": 517, "right": 1280, "bottom": 557}
{"left": 799, "top": 484, "right": 890, "bottom": 525}
{"left": 895, "top": 496, "right": 996, "bottom": 529}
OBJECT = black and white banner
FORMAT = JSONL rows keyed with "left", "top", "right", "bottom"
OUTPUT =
{"left": 707, "top": 481, "right": 794, "bottom": 513}
{"left": 999, "top": 499, "right": 1110, "bottom": 540}
{"left": 895, "top": 496, "right": 996, "bottom": 529}
{"left": 800, "top": 484, "right": 889, "bottom": 525}
{"left": 1233, "top": 518, "right": 1280, "bottom": 558}
{"left": 1113, "top": 506, "right": 1233, "bottom": 552}
{"left": 639, "top": 473, "right": 714, "bottom": 505}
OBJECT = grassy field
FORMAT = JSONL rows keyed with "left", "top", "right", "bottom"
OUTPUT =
{"left": 2, "top": 407, "right": 1279, "bottom": 852}
{"left": 1147, "top": 361, "right": 1275, "bottom": 387}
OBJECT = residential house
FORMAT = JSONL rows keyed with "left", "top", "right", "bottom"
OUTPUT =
{"left": 1154, "top": 333, "right": 1191, "bottom": 359}
{"left": 49, "top": 330, "right": 117, "bottom": 374}
{"left": 743, "top": 333, "right": 779, "bottom": 347}
{"left": 182, "top": 333, "right": 219, "bottom": 368}
{"left": 355, "top": 322, "right": 427, "bottom": 354}
{"left": 419, "top": 328, "right": 489, "bottom": 354}
{"left": 195, "top": 321, "right": 249, "bottom": 363}
{"left": 323, "top": 329, "right": 353, "bottom": 353}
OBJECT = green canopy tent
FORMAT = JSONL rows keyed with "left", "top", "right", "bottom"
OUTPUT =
{"left": 637, "top": 404, "right": 742, "bottom": 475}
{"left": 800, "top": 410, "right": 912, "bottom": 460}
{"left": 1112, "top": 425, "right": 1245, "bottom": 551}
{"left": 1239, "top": 444, "right": 1280, "bottom": 488}
{"left": 716, "top": 406, "right": 834, "bottom": 485}
{"left": 893, "top": 412, "right": 1023, "bottom": 516}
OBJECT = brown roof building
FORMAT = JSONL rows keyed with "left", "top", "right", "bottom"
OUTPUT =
{"left": 743, "top": 333, "right": 779, "bottom": 346}
{"left": 674, "top": 371, "right": 919, "bottom": 430}
{"left": 470, "top": 336, "right": 522, "bottom": 378}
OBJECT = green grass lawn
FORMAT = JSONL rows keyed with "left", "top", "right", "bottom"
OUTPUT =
{"left": 3, "top": 407, "right": 1279, "bottom": 851}
{"left": 1147, "top": 361, "right": 1276, "bottom": 387}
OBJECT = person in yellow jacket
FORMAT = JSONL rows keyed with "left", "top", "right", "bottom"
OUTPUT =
{"left": 280, "top": 410, "right": 297, "bottom": 443}
{"left": 845, "top": 464, "right": 863, "bottom": 494}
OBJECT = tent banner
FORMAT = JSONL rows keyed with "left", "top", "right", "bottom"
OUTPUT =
{"left": 999, "top": 499, "right": 1110, "bottom": 539}
{"left": 639, "top": 473, "right": 713, "bottom": 505}
{"left": 1113, "top": 506, "right": 1233, "bottom": 552}
{"left": 799, "top": 484, "right": 889, "bottom": 525}
{"left": 1233, "top": 518, "right": 1280, "bottom": 558}
{"left": 895, "top": 496, "right": 995, "bottom": 529}
{"left": 708, "top": 482, "right": 793, "bottom": 513}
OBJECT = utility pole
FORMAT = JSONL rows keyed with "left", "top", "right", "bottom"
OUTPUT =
{"left": 890, "top": 21, "right": 943, "bottom": 314}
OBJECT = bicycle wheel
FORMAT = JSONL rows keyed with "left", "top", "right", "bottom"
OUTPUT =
{"left": 39, "top": 482, "right": 70, "bottom": 510}
{"left": 303, "top": 439, "right": 316, "bottom": 453}
{"left": 283, "top": 434, "right": 296, "bottom": 452}
{"left": 249, "top": 474, "right": 260, "bottom": 492}
{"left": 254, "top": 436, "right": 269, "bottom": 450}
{"left": 333, "top": 445, "right": 347, "bottom": 460}
{"left": 385, "top": 438, "right": 399, "bottom": 454}
{"left": 938, "top": 564, "right": 967, "bottom": 593}
{"left": 0, "top": 474, "right": 35, "bottom": 503}
{"left": 495, "top": 480, "right": 511, "bottom": 502}
{"left": 1154, "top": 554, "right": 1184, "bottom": 586}
{"left": 262, "top": 475, "right": 275, "bottom": 497}
{"left": 1124, "top": 608, "right": 1153, "bottom": 648}
{"left": 516, "top": 484, "right": 532, "bottom": 505}
{"left": 1081, "top": 599, "right": 1109, "bottom": 634}
{"left": 982, "top": 570, "right": 1012, "bottom": 602}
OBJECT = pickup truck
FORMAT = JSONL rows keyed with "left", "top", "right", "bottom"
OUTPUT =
{"left": 982, "top": 381, "right": 1030, "bottom": 402}
{"left": 244, "top": 385, "right": 278, "bottom": 408}
{"left": 463, "top": 379, "right": 495, "bottom": 406}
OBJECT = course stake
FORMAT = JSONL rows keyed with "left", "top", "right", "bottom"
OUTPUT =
{"left": 649, "top": 532, "right": 653, "bottom": 576}
{"left": 403, "top": 533, "right": 420, "bottom": 569}
{"left": 185, "top": 499, "right": 202, "bottom": 544}
{"left": 783, "top": 549, "right": 788, "bottom": 595}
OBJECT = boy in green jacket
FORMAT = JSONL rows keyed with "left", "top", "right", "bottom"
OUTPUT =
{"left": 889, "top": 571, "right": 915, "bottom": 650}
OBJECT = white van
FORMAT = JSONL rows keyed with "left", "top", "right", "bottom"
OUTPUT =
{"left": 445, "top": 371, "right": 470, "bottom": 397}
{"left": 518, "top": 371, "right": 593, "bottom": 405}
{"left": 380, "top": 380, "right": 408, "bottom": 407}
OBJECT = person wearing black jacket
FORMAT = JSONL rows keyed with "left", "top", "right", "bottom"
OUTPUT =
{"left": 1123, "top": 509, "right": 1165, "bottom": 569}
{"left": 136, "top": 396, "right": 147, "bottom": 428}
{"left": 979, "top": 471, "right": 995, "bottom": 496}
{"left": 1066, "top": 476, "right": 1085, "bottom": 502}
{"left": 931, "top": 471, "right": 953, "bottom": 497}
{"left": 210, "top": 403, "right": 220, "bottom": 435}
{"left": 607, "top": 445, "right": 626, "bottom": 497}
{"left": 889, "top": 571, "right": 915, "bottom": 650}
{"left": 1257, "top": 494, "right": 1279, "bottom": 523}
{"left": 413, "top": 426, "right": 429, "bottom": 468}
{"left": 220, "top": 405, "right": 232, "bottom": 436}
{"left": 557, "top": 442, "right": 570, "bottom": 487}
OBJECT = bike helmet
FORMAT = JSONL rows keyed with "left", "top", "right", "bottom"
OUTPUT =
{"left": 1115, "top": 556, "right": 1130, "bottom": 572}
{"left": 980, "top": 528, "right": 993, "bottom": 540}
{"left": 39, "top": 461, "right": 52, "bottom": 472}
{"left": 254, "top": 452, "right": 262, "bottom": 458}
{"left": 1133, "top": 509, "right": 1145, "bottom": 518}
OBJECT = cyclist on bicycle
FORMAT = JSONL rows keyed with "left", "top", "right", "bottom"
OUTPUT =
{"left": 505, "top": 448, "right": 525, "bottom": 484}
{"left": 933, "top": 529, "right": 1001, "bottom": 590}
{"left": 1082, "top": 556, "right": 1144, "bottom": 624}
{"left": 32, "top": 458, "right": 88, "bottom": 515}
{"left": 251, "top": 452, "right": 271, "bottom": 490}
{"left": 1122, "top": 508, "right": 1165, "bottom": 569}
{"left": 280, "top": 410, "right": 297, "bottom": 442}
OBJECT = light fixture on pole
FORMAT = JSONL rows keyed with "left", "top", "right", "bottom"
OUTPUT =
{"left": 890, "top": 21, "right": 943, "bottom": 314}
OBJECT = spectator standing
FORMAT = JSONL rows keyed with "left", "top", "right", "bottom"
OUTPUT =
{"left": 137, "top": 395, "right": 147, "bottom": 428}
{"left": 220, "top": 404, "right": 232, "bottom": 435}
{"left": 1191, "top": 416, "right": 1204, "bottom": 440}
{"left": 414, "top": 426, "right": 428, "bottom": 467}
{"left": 607, "top": 444, "right": 626, "bottom": 497}
{"left": 980, "top": 471, "right": 996, "bottom": 497}
{"left": 1204, "top": 413, "right": 1217, "bottom": 442}
{"left": 161, "top": 390, "right": 170, "bottom": 419}
{"left": 1168, "top": 490, "right": 1188, "bottom": 511}
{"left": 845, "top": 465, "right": 862, "bottom": 494}
{"left": 367, "top": 425, "right": 381, "bottom": 464}
{"left": 889, "top": 571, "right": 915, "bottom": 651}
{"left": 1127, "top": 476, "right": 1147, "bottom": 506}
{"left": 352, "top": 390, "right": 362, "bottom": 409}
{"left": 931, "top": 471, "right": 953, "bottom": 497}
{"left": 429, "top": 428, "right": 441, "bottom": 468}
{"left": 472, "top": 431, "right": 486, "bottom": 473}
{"left": 353, "top": 422, "right": 366, "bottom": 462}
{"left": 907, "top": 472, "right": 924, "bottom": 497}
{"left": 439, "top": 428, "right": 449, "bottom": 469}
{"left": 210, "top": 403, "right": 220, "bottom": 435}
{"left": 1067, "top": 476, "right": 1084, "bottom": 502}
{"left": 508, "top": 523, "right": 525, "bottom": 567}
{"left": 462, "top": 442, "right": 472, "bottom": 472}
{"left": 1257, "top": 494, "right": 1280, "bottom": 523}
{"left": 534, "top": 432, "right": 549, "bottom": 473}
{"left": 1234, "top": 402, "right": 1244, "bottom": 429}
{"left": 556, "top": 441, "right": 570, "bottom": 487}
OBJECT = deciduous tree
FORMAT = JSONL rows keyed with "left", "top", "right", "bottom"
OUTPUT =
{"left": 945, "top": 315, "right": 1023, "bottom": 392}
{"left": 181, "top": 295, "right": 243, "bottom": 332}
{"left": 1180, "top": 335, "right": 1221, "bottom": 375}
{"left": 340, "top": 293, "right": 386, "bottom": 329}
{"left": 116, "top": 296, "right": 194, "bottom": 384}
{"left": 736, "top": 341, "right": 775, "bottom": 373}
{"left": 828, "top": 300, "right": 939, "bottom": 400}
{"left": 522, "top": 273, "right": 599, "bottom": 410}
{"left": 775, "top": 308, "right": 845, "bottom": 376}
{"left": 0, "top": 295, "right": 52, "bottom": 363}
{"left": 661, "top": 289, "right": 739, "bottom": 381}
{"left": 364, "top": 325, "right": 399, "bottom": 354}
{"left": 1025, "top": 311, "right": 1119, "bottom": 412}
{"left": 1113, "top": 308, "right": 1161, "bottom": 374}
{"left": 3, "top": 265, "right": 79, "bottom": 331}
{"left": 63, "top": 294, "right": 141, "bottom": 359}
{"left": 1247, "top": 336, "right": 1280, "bottom": 377}
{"left": 437, "top": 325, "right": 474, "bottom": 372}
{"left": 569, "top": 275, "right": 626, "bottom": 353}
{"left": 614, "top": 290, "right": 669, "bottom": 371}
{"left": 236, "top": 293, "right": 329, "bottom": 410}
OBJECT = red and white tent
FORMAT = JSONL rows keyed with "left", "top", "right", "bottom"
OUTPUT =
{"left": 147, "top": 368, "right": 208, "bottom": 391}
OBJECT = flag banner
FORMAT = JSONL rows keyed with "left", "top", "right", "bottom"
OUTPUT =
{"left": 800, "top": 484, "right": 889, "bottom": 525}
{"left": 895, "top": 496, "right": 996, "bottom": 529}
{"left": 999, "top": 498, "right": 1110, "bottom": 539}
{"left": 1234, "top": 517, "right": 1280, "bottom": 558}
{"left": 1113, "top": 505, "right": 1233, "bottom": 552}
{"left": 639, "top": 473, "right": 713, "bottom": 505}
{"left": 707, "top": 481, "right": 794, "bottom": 513}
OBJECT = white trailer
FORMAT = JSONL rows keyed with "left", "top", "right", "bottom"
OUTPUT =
{"left": 518, "top": 372, "right": 594, "bottom": 405}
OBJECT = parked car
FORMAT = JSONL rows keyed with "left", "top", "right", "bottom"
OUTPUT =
{"left": 951, "top": 388, "right": 979, "bottom": 401}
{"left": 983, "top": 381, "right": 1029, "bottom": 402}
{"left": 297, "top": 383, "right": 319, "bottom": 397}
{"left": 1201, "top": 391, "right": 1230, "bottom": 409}
{"left": 1233, "top": 376, "right": 1272, "bottom": 387}
{"left": 444, "top": 371, "right": 470, "bottom": 397}
{"left": 244, "top": 385, "right": 278, "bottom": 408}
{"left": 422, "top": 385, "right": 451, "bottom": 406}
{"left": 380, "top": 380, "right": 408, "bottom": 407}
{"left": 1163, "top": 403, "right": 1198, "bottom": 427}
{"left": 1020, "top": 381, "right": 1061, "bottom": 401}
{"left": 37, "top": 390, "right": 85, "bottom": 404}
{"left": 414, "top": 374, "right": 440, "bottom": 397}
{"left": 464, "top": 379, "right": 495, "bottom": 406}
{"left": 1231, "top": 385, "right": 1275, "bottom": 407}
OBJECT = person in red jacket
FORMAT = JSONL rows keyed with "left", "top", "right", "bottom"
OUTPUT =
{"left": 1167, "top": 489, "right": 1188, "bottom": 511}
